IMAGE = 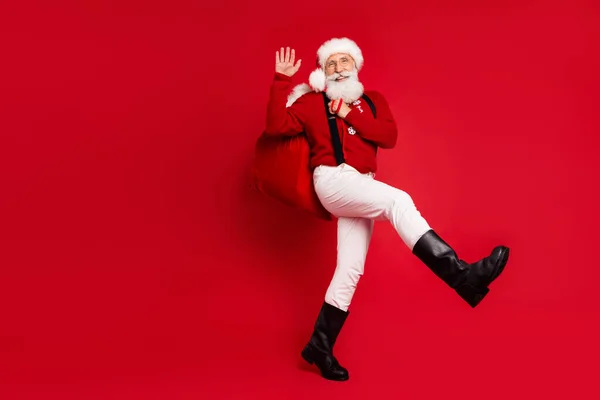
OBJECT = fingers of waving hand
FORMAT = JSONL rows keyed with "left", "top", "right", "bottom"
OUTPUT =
{"left": 276, "top": 47, "right": 288, "bottom": 63}
{"left": 276, "top": 46, "right": 295, "bottom": 66}
{"left": 275, "top": 47, "right": 302, "bottom": 77}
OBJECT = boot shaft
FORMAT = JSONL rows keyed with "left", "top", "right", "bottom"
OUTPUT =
{"left": 412, "top": 230, "right": 467, "bottom": 288}
{"left": 312, "top": 301, "right": 349, "bottom": 349}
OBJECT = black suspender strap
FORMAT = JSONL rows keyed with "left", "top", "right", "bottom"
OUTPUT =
{"left": 322, "top": 92, "right": 378, "bottom": 166}
{"left": 361, "top": 93, "right": 376, "bottom": 118}
{"left": 323, "top": 92, "right": 345, "bottom": 165}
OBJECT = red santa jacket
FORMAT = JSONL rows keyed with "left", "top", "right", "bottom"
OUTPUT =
{"left": 264, "top": 72, "right": 398, "bottom": 174}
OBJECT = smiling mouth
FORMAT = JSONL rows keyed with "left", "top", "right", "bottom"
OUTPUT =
{"left": 336, "top": 76, "right": 348, "bottom": 81}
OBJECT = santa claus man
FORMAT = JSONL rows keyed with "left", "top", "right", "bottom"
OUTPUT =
{"left": 264, "top": 38, "right": 509, "bottom": 381}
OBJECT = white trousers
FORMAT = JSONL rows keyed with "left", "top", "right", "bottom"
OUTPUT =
{"left": 313, "top": 163, "right": 432, "bottom": 311}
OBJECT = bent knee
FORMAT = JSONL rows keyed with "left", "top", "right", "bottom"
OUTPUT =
{"left": 386, "top": 190, "right": 415, "bottom": 217}
{"left": 394, "top": 190, "right": 414, "bottom": 206}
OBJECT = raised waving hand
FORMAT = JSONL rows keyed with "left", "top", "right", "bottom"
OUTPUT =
{"left": 275, "top": 47, "right": 302, "bottom": 77}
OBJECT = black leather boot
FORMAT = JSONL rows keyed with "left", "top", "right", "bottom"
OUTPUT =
{"left": 412, "top": 230, "right": 509, "bottom": 308}
{"left": 301, "top": 301, "right": 349, "bottom": 381}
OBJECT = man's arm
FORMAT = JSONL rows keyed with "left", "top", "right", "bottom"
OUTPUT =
{"left": 264, "top": 47, "right": 307, "bottom": 137}
{"left": 337, "top": 91, "right": 398, "bottom": 149}
{"left": 264, "top": 72, "right": 307, "bottom": 136}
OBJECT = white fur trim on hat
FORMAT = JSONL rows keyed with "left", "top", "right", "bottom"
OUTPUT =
{"left": 317, "top": 37, "right": 364, "bottom": 70}
{"left": 308, "top": 68, "right": 326, "bottom": 92}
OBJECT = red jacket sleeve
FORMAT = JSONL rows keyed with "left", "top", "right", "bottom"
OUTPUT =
{"left": 264, "top": 73, "right": 308, "bottom": 137}
{"left": 344, "top": 91, "right": 398, "bottom": 149}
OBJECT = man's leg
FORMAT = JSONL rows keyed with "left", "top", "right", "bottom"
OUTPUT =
{"left": 325, "top": 216, "right": 374, "bottom": 311}
{"left": 313, "top": 164, "right": 509, "bottom": 308}
{"left": 301, "top": 216, "right": 372, "bottom": 381}
{"left": 313, "top": 164, "right": 430, "bottom": 249}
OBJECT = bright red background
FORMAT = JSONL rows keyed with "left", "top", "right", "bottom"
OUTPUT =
{"left": 1, "top": 1, "right": 599, "bottom": 398}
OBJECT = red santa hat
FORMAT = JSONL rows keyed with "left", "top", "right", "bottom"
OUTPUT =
{"left": 286, "top": 37, "right": 364, "bottom": 107}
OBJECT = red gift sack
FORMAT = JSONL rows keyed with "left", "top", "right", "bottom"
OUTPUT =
{"left": 251, "top": 132, "right": 333, "bottom": 221}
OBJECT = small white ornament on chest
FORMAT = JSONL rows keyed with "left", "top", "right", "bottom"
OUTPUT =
{"left": 352, "top": 99, "right": 364, "bottom": 113}
{"left": 348, "top": 126, "right": 356, "bottom": 135}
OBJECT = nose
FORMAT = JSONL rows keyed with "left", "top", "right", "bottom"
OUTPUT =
{"left": 335, "top": 63, "right": 343, "bottom": 73}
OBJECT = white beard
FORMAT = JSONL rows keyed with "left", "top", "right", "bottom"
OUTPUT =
{"left": 325, "top": 69, "right": 364, "bottom": 104}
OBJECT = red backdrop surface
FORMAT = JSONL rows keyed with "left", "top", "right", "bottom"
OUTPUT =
{"left": 1, "top": 1, "right": 599, "bottom": 399}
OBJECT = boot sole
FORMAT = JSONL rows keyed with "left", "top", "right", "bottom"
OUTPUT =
{"left": 456, "top": 284, "right": 489, "bottom": 308}
{"left": 301, "top": 346, "right": 349, "bottom": 381}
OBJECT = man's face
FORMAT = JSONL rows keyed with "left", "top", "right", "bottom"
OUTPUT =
{"left": 324, "top": 53, "right": 356, "bottom": 80}
{"left": 323, "top": 52, "right": 363, "bottom": 103}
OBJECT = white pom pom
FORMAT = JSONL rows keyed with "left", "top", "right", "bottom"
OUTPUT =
{"left": 308, "top": 68, "right": 326, "bottom": 92}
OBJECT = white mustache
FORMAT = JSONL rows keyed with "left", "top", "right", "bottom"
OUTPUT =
{"left": 325, "top": 69, "right": 364, "bottom": 104}
{"left": 326, "top": 70, "right": 357, "bottom": 81}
